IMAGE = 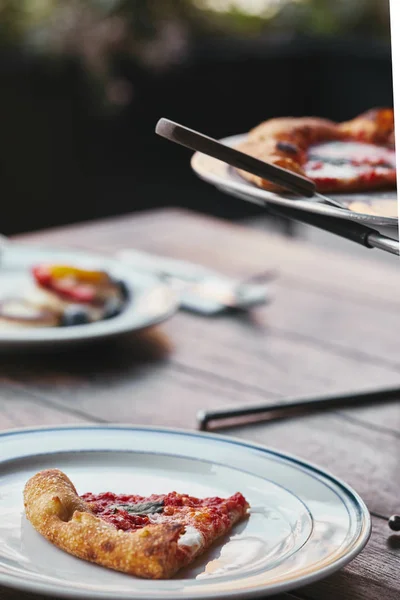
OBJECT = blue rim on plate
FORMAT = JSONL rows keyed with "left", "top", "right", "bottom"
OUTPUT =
{"left": 0, "top": 425, "right": 371, "bottom": 600}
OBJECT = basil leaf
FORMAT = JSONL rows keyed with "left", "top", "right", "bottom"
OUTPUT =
{"left": 111, "top": 500, "right": 164, "bottom": 515}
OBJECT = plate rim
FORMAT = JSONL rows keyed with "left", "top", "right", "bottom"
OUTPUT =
{"left": 0, "top": 424, "right": 372, "bottom": 600}
{"left": 191, "top": 133, "right": 398, "bottom": 227}
{"left": 0, "top": 244, "right": 179, "bottom": 348}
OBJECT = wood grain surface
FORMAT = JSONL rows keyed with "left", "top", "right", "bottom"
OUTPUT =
{"left": 1, "top": 208, "right": 400, "bottom": 600}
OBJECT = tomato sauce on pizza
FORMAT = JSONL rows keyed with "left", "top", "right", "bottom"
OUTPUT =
{"left": 82, "top": 490, "right": 248, "bottom": 556}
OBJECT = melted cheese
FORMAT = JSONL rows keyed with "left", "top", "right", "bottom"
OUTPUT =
{"left": 178, "top": 525, "right": 204, "bottom": 551}
{"left": 309, "top": 141, "right": 395, "bottom": 165}
{"left": 305, "top": 140, "right": 395, "bottom": 184}
{"left": 305, "top": 161, "right": 390, "bottom": 182}
{"left": 148, "top": 513, "right": 204, "bottom": 552}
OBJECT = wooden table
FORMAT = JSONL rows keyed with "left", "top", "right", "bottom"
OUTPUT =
{"left": 2, "top": 208, "right": 400, "bottom": 600}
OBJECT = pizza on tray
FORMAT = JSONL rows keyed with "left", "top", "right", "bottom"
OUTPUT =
{"left": 237, "top": 108, "right": 396, "bottom": 194}
{"left": 24, "top": 469, "right": 249, "bottom": 579}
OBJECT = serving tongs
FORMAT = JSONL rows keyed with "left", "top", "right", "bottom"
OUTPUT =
{"left": 156, "top": 118, "right": 399, "bottom": 256}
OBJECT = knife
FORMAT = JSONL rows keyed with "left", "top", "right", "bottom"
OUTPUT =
{"left": 155, "top": 118, "right": 399, "bottom": 256}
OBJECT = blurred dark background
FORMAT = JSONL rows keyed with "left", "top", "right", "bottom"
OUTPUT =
{"left": 0, "top": 0, "right": 393, "bottom": 235}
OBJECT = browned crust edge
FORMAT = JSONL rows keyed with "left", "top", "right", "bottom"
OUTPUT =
{"left": 23, "top": 469, "right": 186, "bottom": 579}
{"left": 236, "top": 108, "right": 396, "bottom": 193}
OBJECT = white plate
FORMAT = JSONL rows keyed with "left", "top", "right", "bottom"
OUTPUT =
{"left": 0, "top": 425, "right": 371, "bottom": 599}
{"left": 0, "top": 244, "right": 178, "bottom": 349}
{"left": 191, "top": 134, "right": 398, "bottom": 227}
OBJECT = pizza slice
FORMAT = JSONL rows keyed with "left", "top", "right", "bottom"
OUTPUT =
{"left": 237, "top": 108, "right": 396, "bottom": 194}
{"left": 23, "top": 469, "right": 249, "bottom": 579}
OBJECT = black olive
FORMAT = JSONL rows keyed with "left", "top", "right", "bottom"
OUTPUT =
{"left": 276, "top": 141, "right": 298, "bottom": 155}
{"left": 103, "top": 297, "right": 123, "bottom": 320}
{"left": 61, "top": 305, "right": 91, "bottom": 326}
{"left": 388, "top": 515, "right": 400, "bottom": 532}
{"left": 112, "top": 278, "right": 130, "bottom": 300}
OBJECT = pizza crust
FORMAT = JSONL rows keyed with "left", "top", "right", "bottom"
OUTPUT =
{"left": 338, "top": 108, "right": 395, "bottom": 145}
{"left": 24, "top": 469, "right": 186, "bottom": 579}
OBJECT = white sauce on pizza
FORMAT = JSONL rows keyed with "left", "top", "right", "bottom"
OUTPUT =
{"left": 305, "top": 141, "right": 396, "bottom": 183}
{"left": 309, "top": 141, "right": 395, "bottom": 165}
{"left": 305, "top": 162, "right": 390, "bottom": 182}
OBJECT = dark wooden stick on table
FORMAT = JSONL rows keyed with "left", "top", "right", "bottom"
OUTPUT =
{"left": 197, "top": 386, "right": 400, "bottom": 430}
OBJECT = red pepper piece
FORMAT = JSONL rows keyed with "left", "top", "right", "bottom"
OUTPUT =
{"left": 32, "top": 265, "right": 96, "bottom": 303}
{"left": 32, "top": 265, "right": 53, "bottom": 287}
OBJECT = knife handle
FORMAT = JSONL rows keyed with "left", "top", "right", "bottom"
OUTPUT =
{"left": 266, "top": 203, "right": 380, "bottom": 246}
{"left": 156, "top": 118, "right": 316, "bottom": 198}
